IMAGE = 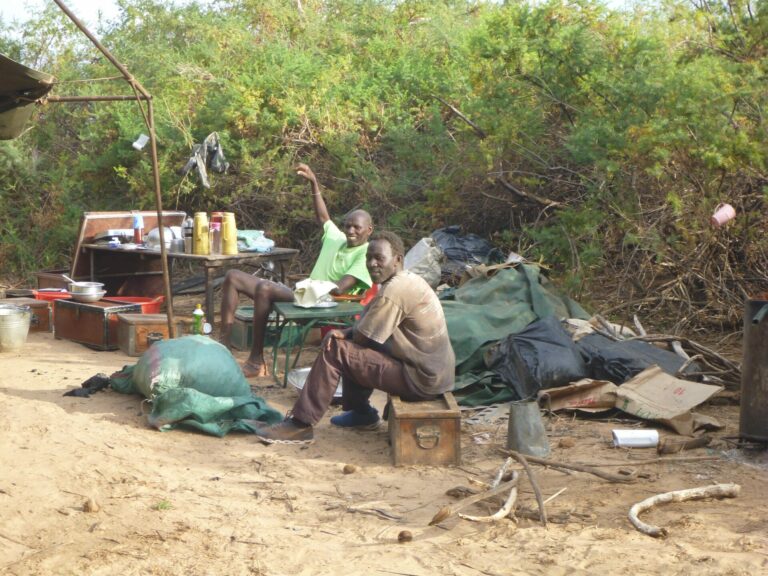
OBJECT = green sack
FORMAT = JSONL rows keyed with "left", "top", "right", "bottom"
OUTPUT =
{"left": 110, "top": 335, "right": 281, "bottom": 436}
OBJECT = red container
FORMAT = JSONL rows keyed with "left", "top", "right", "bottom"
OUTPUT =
{"left": 34, "top": 289, "right": 72, "bottom": 322}
{"left": 34, "top": 289, "right": 71, "bottom": 301}
{"left": 103, "top": 295, "right": 164, "bottom": 314}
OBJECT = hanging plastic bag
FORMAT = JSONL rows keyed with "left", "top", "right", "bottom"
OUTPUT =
{"left": 178, "top": 132, "right": 230, "bottom": 188}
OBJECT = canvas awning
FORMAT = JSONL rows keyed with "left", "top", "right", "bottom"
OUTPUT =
{"left": 0, "top": 53, "right": 55, "bottom": 140}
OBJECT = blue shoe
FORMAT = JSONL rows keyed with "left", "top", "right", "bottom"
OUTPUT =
{"left": 330, "top": 407, "right": 380, "bottom": 430}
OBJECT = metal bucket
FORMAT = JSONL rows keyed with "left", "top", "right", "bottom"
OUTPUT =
{"left": 0, "top": 304, "right": 32, "bottom": 352}
{"left": 740, "top": 298, "right": 768, "bottom": 442}
{"left": 506, "top": 400, "right": 550, "bottom": 457}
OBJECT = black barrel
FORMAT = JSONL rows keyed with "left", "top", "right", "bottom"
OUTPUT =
{"left": 740, "top": 298, "right": 768, "bottom": 442}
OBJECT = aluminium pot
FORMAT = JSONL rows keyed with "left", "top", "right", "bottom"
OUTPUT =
{"left": 68, "top": 281, "right": 105, "bottom": 295}
{"left": 69, "top": 290, "right": 107, "bottom": 303}
{"left": 0, "top": 304, "right": 32, "bottom": 352}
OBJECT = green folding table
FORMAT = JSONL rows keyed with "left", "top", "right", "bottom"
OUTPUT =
{"left": 271, "top": 301, "right": 364, "bottom": 387}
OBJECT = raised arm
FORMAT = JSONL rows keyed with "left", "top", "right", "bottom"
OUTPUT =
{"left": 296, "top": 163, "right": 330, "bottom": 225}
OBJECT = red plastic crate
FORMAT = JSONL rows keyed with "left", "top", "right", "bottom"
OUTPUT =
{"left": 102, "top": 295, "right": 164, "bottom": 314}
{"left": 34, "top": 289, "right": 72, "bottom": 302}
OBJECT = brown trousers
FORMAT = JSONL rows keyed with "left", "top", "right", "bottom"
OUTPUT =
{"left": 291, "top": 338, "right": 431, "bottom": 426}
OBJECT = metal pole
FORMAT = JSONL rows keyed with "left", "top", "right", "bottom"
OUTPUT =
{"left": 52, "top": 0, "right": 175, "bottom": 336}
{"left": 147, "top": 100, "right": 175, "bottom": 337}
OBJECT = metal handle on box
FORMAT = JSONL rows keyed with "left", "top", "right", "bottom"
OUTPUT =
{"left": 416, "top": 425, "right": 441, "bottom": 450}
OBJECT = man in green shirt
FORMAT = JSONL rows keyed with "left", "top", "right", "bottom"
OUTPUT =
{"left": 220, "top": 163, "right": 373, "bottom": 377}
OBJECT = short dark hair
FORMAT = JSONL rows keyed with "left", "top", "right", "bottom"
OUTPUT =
{"left": 343, "top": 209, "right": 372, "bottom": 227}
{"left": 370, "top": 231, "right": 405, "bottom": 258}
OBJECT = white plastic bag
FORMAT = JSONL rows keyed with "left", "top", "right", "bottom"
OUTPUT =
{"left": 404, "top": 238, "right": 443, "bottom": 288}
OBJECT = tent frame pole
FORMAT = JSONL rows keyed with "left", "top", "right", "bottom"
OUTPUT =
{"left": 51, "top": 0, "right": 175, "bottom": 337}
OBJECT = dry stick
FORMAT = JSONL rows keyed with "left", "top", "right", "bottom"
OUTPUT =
{"left": 657, "top": 436, "right": 712, "bottom": 455}
{"left": 628, "top": 483, "right": 741, "bottom": 538}
{"left": 498, "top": 450, "right": 634, "bottom": 483}
{"left": 671, "top": 340, "right": 691, "bottom": 361}
{"left": 633, "top": 314, "right": 647, "bottom": 336}
{"left": 507, "top": 451, "right": 548, "bottom": 526}
{"left": 592, "top": 327, "right": 621, "bottom": 341}
{"left": 631, "top": 335, "right": 740, "bottom": 372}
{"left": 429, "top": 475, "right": 520, "bottom": 526}
{"left": 542, "top": 487, "right": 567, "bottom": 504}
{"left": 675, "top": 354, "right": 703, "bottom": 377}
{"left": 491, "top": 457, "right": 514, "bottom": 488}
{"left": 458, "top": 472, "right": 519, "bottom": 523}
{"left": 594, "top": 314, "right": 620, "bottom": 338}
{"left": 573, "top": 455, "right": 718, "bottom": 467}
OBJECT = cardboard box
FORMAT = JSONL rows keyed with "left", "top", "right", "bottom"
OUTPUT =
{"left": 0, "top": 297, "right": 51, "bottom": 333}
{"left": 54, "top": 299, "right": 142, "bottom": 350}
{"left": 388, "top": 392, "right": 461, "bottom": 466}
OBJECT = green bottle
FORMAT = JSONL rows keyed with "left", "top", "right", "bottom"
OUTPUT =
{"left": 192, "top": 304, "right": 205, "bottom": 335}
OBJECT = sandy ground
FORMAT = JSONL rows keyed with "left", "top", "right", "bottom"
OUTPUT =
{"left": 1, "top": 330, "right": 767, "bottom": 576}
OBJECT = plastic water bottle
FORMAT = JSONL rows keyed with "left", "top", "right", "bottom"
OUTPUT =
{"left": 132, "top": 213, "right": 144, "bottom": 244}
{"left": 192, "top": 304, "right": 205, "bottom": 335}
{"left": 209, "top": 222, "right": 222, "bottom": 255}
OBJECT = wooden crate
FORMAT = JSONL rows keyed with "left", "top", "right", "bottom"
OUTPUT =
{"left": 35, "top": 268, "right": 70, "bottom": 290}
{"left": 0, "top": 297, "right": 51, "bottom": 333}
{"left": 54, "top": 299, "right": 142, "bottom": 350}
{"left": 117, "top": 313, "right": 171, "bottom": 356}
{"left": 388, "top": 392, "right": 461, "bottom": 467}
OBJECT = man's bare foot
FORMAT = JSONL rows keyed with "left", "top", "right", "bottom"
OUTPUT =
{"left": 241, "top": 361, "right": 268, "bottom": 378}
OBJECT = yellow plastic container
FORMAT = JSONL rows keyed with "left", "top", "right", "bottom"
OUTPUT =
{"left": 222, "top": 212, "right": 238, "bottom": 255}
{"left": 193, "top": 212, "right": 210, "bottom": 255}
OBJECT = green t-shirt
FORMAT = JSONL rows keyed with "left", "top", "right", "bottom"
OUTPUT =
{"left": 309, "top": 220, "right": 371, "bottom": 293}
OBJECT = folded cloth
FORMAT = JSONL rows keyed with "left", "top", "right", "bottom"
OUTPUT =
{"left": 293, "top": 279, "right": 337, "bottom": 307}
{"left": 237, "top": 230, "right": 275, "bottom": 253}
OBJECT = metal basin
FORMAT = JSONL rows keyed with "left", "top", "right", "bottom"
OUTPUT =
{"left": 68, "top": 281, "right": 105, "bottom": 295}
{"left": 68, "top": 290, "right": 107, "bottom": 303}
{"left": 0, "top": 304, "right": 31, "bottom": 352}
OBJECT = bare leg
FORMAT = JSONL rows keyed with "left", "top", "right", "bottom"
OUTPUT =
{"left": 219, "top": 270, "right": 257, "bottom": 348}
{"left": 243, "top": 279, "right": 293, "bottom": 376}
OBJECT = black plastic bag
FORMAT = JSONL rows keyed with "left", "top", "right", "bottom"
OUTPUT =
{"left": 576, "top": 333, "right": 701, "bottom": 384}
{"left": 486, "top": 316, "right": 589, "bottom": 401}
{"left": 431, "top": 226, "right": 504, "bottom": 279}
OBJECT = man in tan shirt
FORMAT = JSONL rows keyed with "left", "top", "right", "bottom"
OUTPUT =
{"left": 254, "top": 231, "right": 455, "bottom": 445}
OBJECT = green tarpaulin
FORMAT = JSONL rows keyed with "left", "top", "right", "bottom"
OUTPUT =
{"left": 442, "top": 263, "right": 590, "bottom": 405}
{"left": 110, "top": 336, "right": 282, "bottom": 437}
{"left": 0, "top": 54, "right": 55, "bottom": 140}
